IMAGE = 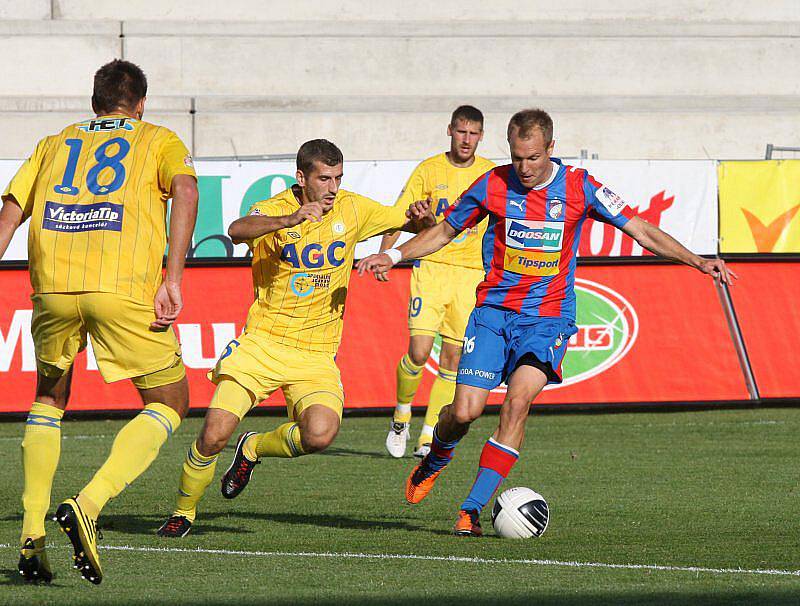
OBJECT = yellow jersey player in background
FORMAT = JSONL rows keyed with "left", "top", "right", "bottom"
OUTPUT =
{"left": 378, "top": 106, "right": 494, "bottom": 459}
{"left": 157, "top": 139, "right": 431, "bottom": 538}
{"left": 0, "top": 60, "right": 198, "bottom": 585}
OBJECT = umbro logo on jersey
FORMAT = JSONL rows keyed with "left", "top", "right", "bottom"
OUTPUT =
{"left": 77, "top": 117, "right": 135, "bottom": 133}
{"left": 42, "top": 201, "right": 123, "bottom": 233}
{"left": 288, "top": 231, "right": 301, "bottom": 239}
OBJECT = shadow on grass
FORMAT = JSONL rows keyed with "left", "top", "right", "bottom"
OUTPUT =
{"left": 319, "top": 447, "right": 391, "bottom": 459}
{"left": 97, "top": 510, "right": 450, "bottom": 537}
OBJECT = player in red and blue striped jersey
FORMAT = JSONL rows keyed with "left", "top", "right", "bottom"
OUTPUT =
{"left": 357, "top": 108, "right": 736, "bottom": 536}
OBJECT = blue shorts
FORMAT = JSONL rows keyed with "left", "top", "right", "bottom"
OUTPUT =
{"left": 457, "top": 306, "right": 578, "bottom": 390}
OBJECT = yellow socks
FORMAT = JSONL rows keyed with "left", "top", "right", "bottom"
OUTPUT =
{"left": 20, "top": 402, "right": 64, "bottom": 543}
{"left": 173, "top": 441, "right": 218, "bottom": 522}
{"left": 419, "top": 367, "right": 457, "bottom": 447}
{"left": 248, "top": 423, "right": 305, "bottom": 459}
{"left": 394, "top": 354, "right": 424, "bottom": 423}
{"left": 80, "top": 403, "right": 181, "bottom": 516}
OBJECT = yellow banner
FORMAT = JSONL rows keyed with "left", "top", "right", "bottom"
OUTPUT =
{"left": 719, "top": 160, "right": 800, "bottom": 253}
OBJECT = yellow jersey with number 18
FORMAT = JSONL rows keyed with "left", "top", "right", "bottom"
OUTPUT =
{"left": 394, "top": 153, "right": 494, "bottom": 269}
{"left": 243, "top": 186, "right": 407, "bottom": 354}
{"left": 2, "top": 115, "right": 196, "bottom": 302}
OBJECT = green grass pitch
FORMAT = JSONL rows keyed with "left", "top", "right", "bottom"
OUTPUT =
{"left": 1, "top": 408, "right": 799, "bottom": 605}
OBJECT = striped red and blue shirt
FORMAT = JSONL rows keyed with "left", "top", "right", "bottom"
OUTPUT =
{"left": 444, "top": 159, "right": 636, "bottom": 320}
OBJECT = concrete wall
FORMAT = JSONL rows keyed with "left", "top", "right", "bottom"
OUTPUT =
{"left": 0, "top": 5, "right": 797, "bottom": 160}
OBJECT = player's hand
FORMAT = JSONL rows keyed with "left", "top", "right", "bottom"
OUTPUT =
{"left": 698, "top": 258, "right": 738, "bottom": 285}
{"left": 289, "top": 201, "right": 324, "bottom": 226}
{"left": 406, "top": 197, "right": 435, "bottom": 227}
{"left": 151, "top": 281, "right": 183, "bottom": 330}
{"left": 373, "top": 268, "right": 390, "bottom": 282}
{"left": 356, "top": 253, "right": 394, "bottom": 277}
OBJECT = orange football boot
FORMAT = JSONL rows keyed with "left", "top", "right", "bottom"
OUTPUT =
{"left": 453, "top": 509, "right": 483, "bottom": 537}
{"left": 405, "top": 461, "right": 444, "bottom": 504}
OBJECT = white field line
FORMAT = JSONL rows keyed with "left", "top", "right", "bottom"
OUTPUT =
{"left": 2, "top": 542, "right": 798, "bottom": 577}
{"left": 78, "top": 544, "right": 800, "bottom": 577}
{"left": 0, "top": 434, "right": 109, "bottom": 442}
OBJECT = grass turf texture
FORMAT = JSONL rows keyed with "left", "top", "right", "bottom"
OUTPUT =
{"left": 1, "top": 408, "right": 798, "bottom": 605}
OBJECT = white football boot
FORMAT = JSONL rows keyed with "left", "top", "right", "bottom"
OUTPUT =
{"left": 385, "top": 422, "right": 410, "bottom": 458}
{"left": 412, "top": 443, "right": 431, "bottom": 459}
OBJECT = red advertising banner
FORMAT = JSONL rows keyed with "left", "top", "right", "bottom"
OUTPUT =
{"left": 0, "top": 264, "right": 749, "bottom": 414}
{"left": 727, "top": 262, "right": 800, "bottom": 399}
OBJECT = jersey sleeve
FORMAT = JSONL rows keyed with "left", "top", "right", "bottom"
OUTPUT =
{"left": 354, "top": 193, "right": 408, "bottom": 241}
{"left": 244, "top": 198, "right": 290, "bottom": 250}
{"left": 2, "top": 137, "right": 47, "bottom": 220}
{"left": 443, "top": 172, "right": 490, "bottom": 233}
{"left": 583, "top": 173, "right": 637, "bottom": 228}
{"left": 393, "top": 163, "right": 427, "bottom": 211}
{"left": 157, "top": 130, "right": 196, "bottom": 194}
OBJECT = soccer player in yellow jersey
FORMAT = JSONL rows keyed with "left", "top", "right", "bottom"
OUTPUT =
{"left": 156, "top": 139, "right": 429, "bottom": 538}
{"left": 0, "top": 60, "right": 198, "bottom": 584}
{"left": 378, "top": 106, "right": 494, "bottom": 458}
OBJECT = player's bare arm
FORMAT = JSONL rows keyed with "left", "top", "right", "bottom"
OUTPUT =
{"left": 228, "top": 201, "right": 325, "bottom": 245}
{"left": 152, "top": 174, "right": 199, "bottom": 330}
{"left": 356, "top": 219, "right": 457, "bottom": 277}
{"left": 372, "top": 197, "right": 435, "bottom": 281}
{"left": 621, "top": 215, "right": 738, "bottom": 284}
{"left": 0, "top": 198, "right": 24, "bottom": 259}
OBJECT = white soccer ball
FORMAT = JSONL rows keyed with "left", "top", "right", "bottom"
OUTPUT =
{"left": 491, "top": 487, "right": 549, "bottom": 539}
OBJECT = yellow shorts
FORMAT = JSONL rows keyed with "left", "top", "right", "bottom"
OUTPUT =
{"left": 408, "top": 260, "right": 484, "bottom": 344}
{"left": 208, "top": 332, "right": 344, "bottom": 421}
{"left": 31, "top": 292, "right": 184, "bottom": 388}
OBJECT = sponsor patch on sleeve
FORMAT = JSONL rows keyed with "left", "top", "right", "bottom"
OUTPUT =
{"left": 595, "top": 186, "right": 628, "bottom": 216}
{"left": 183, "top": 154, "right": 194, "bottom": 167}
{"left": 249, "top": 208, "right": 262, "bottom": 216}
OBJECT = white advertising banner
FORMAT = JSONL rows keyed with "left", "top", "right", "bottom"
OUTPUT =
{"left": 0, "top": 158, "right": 718, "bottom": 262}
{"left": 575, "top": 160, "right": 719, "bottom": 257}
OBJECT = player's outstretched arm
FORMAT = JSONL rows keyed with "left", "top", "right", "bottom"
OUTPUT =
{"left": 621, "top": 216, "right": 738, "bottom": 284}
{"left": 228, "top": 201, "right": 324, "bottom": 245}
{"left": 356, "top": 220, "right": 457, "bottom": 277}
{"left": 0, "top": 198, "right": 24, "bottom": 260}
{"left": 372, "top": 198, "right": 435, "bottom": 281}
{"left": 152, "top": 174, "right": 199, "bottom": 330}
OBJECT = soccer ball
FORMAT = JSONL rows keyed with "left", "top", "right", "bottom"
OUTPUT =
{"left": 491, "top": 487, "right": 549, "bottom": 539}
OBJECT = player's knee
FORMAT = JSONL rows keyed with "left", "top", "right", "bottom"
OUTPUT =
{"left": 197, "top": 427, "right": 230, "bottom": 456}
{"left": 452, "top": 404, "right": 480, "bottom": 426}
{"left": 407, "top": 348, "right": 430, "bottom": 367}
{"left": 300, "top": 426, "right": 338, "bottom": 453}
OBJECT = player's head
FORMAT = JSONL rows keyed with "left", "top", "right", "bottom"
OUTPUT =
{"left": 507, "top": 108, "right": 555, "bottom": 189}
{"left": 448, "top": 105, "right": 484, "bottom": 164}
{"left": 92, "top": 59, "right": 148, "bottom": 119}
{"left": 296, "top": 139, "right": 344, "bottom": 213}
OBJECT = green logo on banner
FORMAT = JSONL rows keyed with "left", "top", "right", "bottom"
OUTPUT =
{"left": 188, "top": 173, "right": 297, "bottom": 258}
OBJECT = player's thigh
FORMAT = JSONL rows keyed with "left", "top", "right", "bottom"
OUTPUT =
{"left": 408, "top": 262, "right": 447, "bottom": 339}
{"left": 283, "top": 351, "right": 344, "bottom": 426}
{"left": 78, "top": 292, "right": 182, "bottom": 384}
{"left": 508, "top": 317, "right": 578, "bottom": 387}
{"left": 208, "top": 334, "right": 281, "bottom": 420}
{"left": 30, "top": 293, "right": 87, "bottom": 378}
{"left": 456, "top": 306, "right": 508, "bottom": 391}
{"left": 440, "top": 265, "right": 484, "bottom": 346}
